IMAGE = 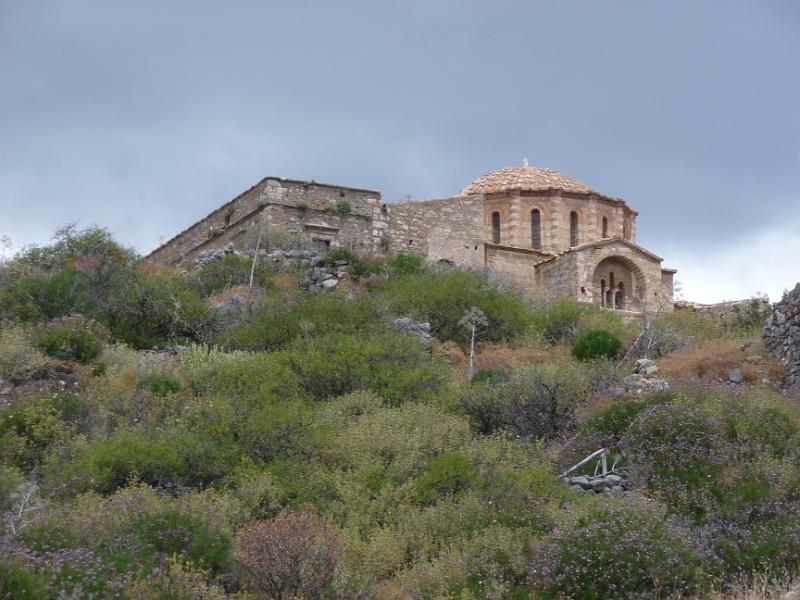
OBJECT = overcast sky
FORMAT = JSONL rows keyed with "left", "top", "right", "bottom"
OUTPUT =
{"left": 1, "top": 1, "right": 798, "bottom": 302}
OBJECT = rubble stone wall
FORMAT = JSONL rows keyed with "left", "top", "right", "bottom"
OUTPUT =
{"left": 764, "top": 283, "right": 800, "bottom": 384}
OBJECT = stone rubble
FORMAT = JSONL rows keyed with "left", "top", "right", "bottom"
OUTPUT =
{"left": 567, "top": 472, "right": 630, "bottom": 495}
{"left": 623, "top": 358, "right": 669, "bottom": 396}
{"left": 393, "top": 317, "right": 432, "bottom": 346}
{"left": 764, "top": 282, "right": 800, "bottom": 384}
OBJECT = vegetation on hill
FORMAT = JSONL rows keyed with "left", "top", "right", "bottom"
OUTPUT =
{"left": 0, "top": 225, "right": 795, "bottom": 599}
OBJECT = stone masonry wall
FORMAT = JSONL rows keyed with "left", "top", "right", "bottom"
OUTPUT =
{"left": 485, "top": 245, "right": 550, "bottom": 294}
{"left": 764, "top": 283, "right": 800, "bottom": 384}
{"left": 148, "top": 177, "right": 382, "bottom": 266}
{"left": 385, "top": 196, "right": 485, "bottom": 269}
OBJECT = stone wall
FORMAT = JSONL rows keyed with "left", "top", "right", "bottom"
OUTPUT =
{"left": 385, "top": 195, "right": 485, "bottom": 269}
{"left": 484, "top": 245, "right": 550, "bottom": 293}
{"left": 763, "top": 283, "right": 800, "bottom": 384}
{"left": 147, "top": 177, "right": 383, "bottom": 266}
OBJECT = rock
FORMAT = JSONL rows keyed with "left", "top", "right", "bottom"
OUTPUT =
{"left": 309, "top": 255, "right": 324, "bottom": 267}
{"left": 569, "top": 476, "right": 591, "bottom": 488}
{"left": 605, "top": 474, "right": 622, "bottom": 485}
{"left": 745, "top": 355, "right": 762, "bottom": 364}
{"left": 611, "top": 485, "right": 624, "bottom": 493}
{"left": 729, "top": 369, "right": 744, "bottom": 384}
{"left": 623, "top": 374, "right": 670, "bottom": 397}
{"left": 393, "top": 317, "right": 432, "bottom": 345}
{"left": 224, "top": 242, "right": 235, "bottom": 254}
{"left": 333, "top": 259, "right": 349, "bottom": 267}
{"left": 633, "top": 358, "right": 655, "bottom": 374}
{"left": 321, "top": 279, "right": 338, "bottom": 290}
{"left": 571, "top": 484, "right": 586, "bottom": 493}
{"left": 642, "top": 365, "right": 660, "bottom": 376}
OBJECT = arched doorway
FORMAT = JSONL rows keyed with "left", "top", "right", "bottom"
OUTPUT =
{"left": 592, "top": 256, "right": 645, "bottom": 311}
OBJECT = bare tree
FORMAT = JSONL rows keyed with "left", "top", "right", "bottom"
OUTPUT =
{"left": 459, "top": 306, "right": 488, "bottom": 381}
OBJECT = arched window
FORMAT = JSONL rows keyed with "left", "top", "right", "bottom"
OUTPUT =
{"left": 570, "top": 211, "right": 579, "bottom": 246}
{"left": 617, "top": 282, "right": 625, "bottom": 310}
{"left": 622, "top": 221, "right": 628, "bottom": 240}
{"left": 602, "top": 216, "right": 608, "bottom": 238}
{"left": 531, "top": 209, "right": 542, "bottom": 249}
{"left": 491, "top": 211, "right": 501, "bottom": 244}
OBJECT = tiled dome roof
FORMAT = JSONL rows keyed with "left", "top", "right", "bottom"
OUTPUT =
{"left": 459, "top": 166, "right": 594, "bottom": 196}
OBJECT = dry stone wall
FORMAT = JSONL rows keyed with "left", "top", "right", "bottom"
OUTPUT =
{"left": 764, "top": 283, "right": 800, "bottom": 384}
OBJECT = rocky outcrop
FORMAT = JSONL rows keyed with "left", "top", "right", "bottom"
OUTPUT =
{"left": 393, "top": 317, "right": 431, "bottom": 346}
{"left": 675, "top": 297, "right": 771, "bottom": 322}
{"left": 567, "top": 472, "right": 629, "bottom": 495}
{"left": 764, "top": 283, "right": 800, "bottom": 384}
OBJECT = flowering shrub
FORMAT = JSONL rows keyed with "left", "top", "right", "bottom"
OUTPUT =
{"left": 534, "top": 497, "right": 707, "bottom": 599}
{"left": 235, "top": 508, "right": 341, "bottom": 600}
{"left": 411, "top": 452, "right": 476, "bottom": 505}
{"left": 624, "top": 398, "right": 727, "bottom": 518}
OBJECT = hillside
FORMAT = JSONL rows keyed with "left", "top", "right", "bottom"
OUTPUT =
{"left": 1, "top": 225, "right": 798, "bottom": 599}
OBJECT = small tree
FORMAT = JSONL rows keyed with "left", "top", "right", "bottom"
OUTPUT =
{"left": 235, "top": 508, "right": 341, "bottom": 600}
{"left": 459, "top": 306, "right": 488, "bottom": 381}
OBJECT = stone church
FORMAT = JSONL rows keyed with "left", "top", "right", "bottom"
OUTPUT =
{"left": 147, "top": 165, "right": 676, "bottom": 314}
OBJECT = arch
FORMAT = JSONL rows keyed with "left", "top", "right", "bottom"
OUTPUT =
{"left": 592, "top": 255, "right": 646, "bottom": 312}
{"left": 602, "top": 216, "right": 608, "bottom": 238}
{"left": 570, "top": 211, "right": 579, "bottom": 246}
{"left": 491, "top": 211, "right": 501, "bottom": 244}
{"left": 531, "top": 209, "right": 542, "bottom": 249}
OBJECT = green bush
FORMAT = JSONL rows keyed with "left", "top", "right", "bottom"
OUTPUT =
{"left": 137, "top": 372, "right": 182, "bottom": 397}
{"left": 412, "top": 452, "right": 477, "bottom": 505}
{"left": 33, "top": 322, "right": 103, "bottom": 363}
{"left": 126, "top": 510, "right": 231, "bottom": 573}
{"left": 226, "top": 293, "right": 381, "bottom": 351}
{"left": 584, "top": 398, "right": 649, "bottom": 443}
{"left": 571, "top": 329, "right": 622, "bottom": 360}
{"left": 335, "top": 199, "right": 352, "bottom": 214}
{"left": 538, "top": 498, "right": 706, "bottom": 599}
{"left": 0, "top": 563, "right": 53, "bottom": 599}
{"left": 280, "top": 332, "right": 448, "bottom": 404}
{"left": 373, "top": 270, "right": 532, "bottom": 344}
{"left": 459, "top": 363, "right": 591, "bottom": 440}
{"left": 388, "top": 252, "right": 424, "bottom": 275}
{"left": 529, "top": 299, "right": 630, "bottom": 346}
{"left": 0, "top": 397, "right": 76, "bottom": 470}
{"left": 66, "top": 429, "right": 240, "bottom": 494}
{"left": 192, "top": 254, "right": 273, "bottom": 297}
{"left": 470, "top": 368, "right": 507, "bottom": 385}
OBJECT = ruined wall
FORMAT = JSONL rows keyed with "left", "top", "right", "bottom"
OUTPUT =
{"left": 147, "top": 177, "right": 382, "bottom": 266}
{"left": 763, "top": 283, "right": 800, "bottom": 384}
{"left": 485, "top": 245, "right": 549, "bottom": 294}
{"left": 385, "top": 195, "right": 485, "bottom": 269}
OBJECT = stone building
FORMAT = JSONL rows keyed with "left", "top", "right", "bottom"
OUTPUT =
{"left": 147, "top": 165, "right": 676, "bottom": 314}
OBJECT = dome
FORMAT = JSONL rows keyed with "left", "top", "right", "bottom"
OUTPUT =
{"left": 459, "top": 166, "right": 594, "bottom": 196}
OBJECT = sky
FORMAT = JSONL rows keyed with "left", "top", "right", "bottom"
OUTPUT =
{"left": 1, "top": 1, "right": 798, "bottom": 303}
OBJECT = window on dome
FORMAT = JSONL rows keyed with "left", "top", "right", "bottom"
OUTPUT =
{"left": 531, "top": 209, "right": 541, "bottom": 249}
{"left": 491, "top": 212, "right": 501, "bottom": 244}
{"left": 570, "top": 211, "right": 579, "bottom": 246}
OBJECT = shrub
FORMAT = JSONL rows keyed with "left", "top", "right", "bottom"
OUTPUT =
{"left": 373, "top": 270, "right": 532, "bottom": 344}
{"left": 193, "top": 254, "right": 273, "bottom": 297}
{"left": 624, "top": 398, "right": 727, "bottom": 518}
{"left": 137, "top": 372, "right": 181, "bottom": 397}
{"left": 65, "top": 429, "right": 240, "bottom": 494}
{"left": 459, "top": 363, "right": 590, "bottom": 440}
{"left": 334, "top": 199, "right": 352, "bottom": 214}
{"left": 280, "top": 332, "right": 448, "bottom": 404}
{"left": 571, "top": 329, "right": 622, "bottom": 360}
{"left": 388, "top": 252, "right": 424, "bottom": 275}
{"left": 0, "top": 397, "right": 76, "bottom": 470}
{"left": 126, "top": 510, "right": 231, "bottom": 573}
{"left": 0, "top": 323, "right": 51, "bottom": 384}
{"left": 32, "top": 316, "right": 106, "bottom": 363}
{"left": 584, "top": 398, "right": 650, "bottom": 443}
{"left": 226, "top": 294, "right": 381, "bottom": 352}
{"left": 470, "top": 368, "right": 506, "bottom": 385}
{"left": 0, "top": 563, "right": 53, "bottom": 599}
{"left": 536, "top": 498, "right": 706, "bottom": 599}
{"left": 235, "top": 509, "right": 341, "bottom": 600}
{"left": 412, "top": 452, "right": 477, "bottom": 505}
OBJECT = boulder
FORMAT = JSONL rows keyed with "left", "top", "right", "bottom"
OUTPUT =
{"left": 728, "top": 369, "right": 744, "bottom": 384}
{"left": 393, "top": 317, "right": 431, "bottom": 345}
{"left": 321, "top": 279, "right": 338, "bottom": 290}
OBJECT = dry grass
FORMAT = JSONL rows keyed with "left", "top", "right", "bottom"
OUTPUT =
{"left": 657, "top": 337, "right": 784, "bottom": 383}
{"left": 432, "top": 339, "right": 554, "bottom": 383}
{"left": 690, "top": 576, "right": 800, "bottom": 600}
